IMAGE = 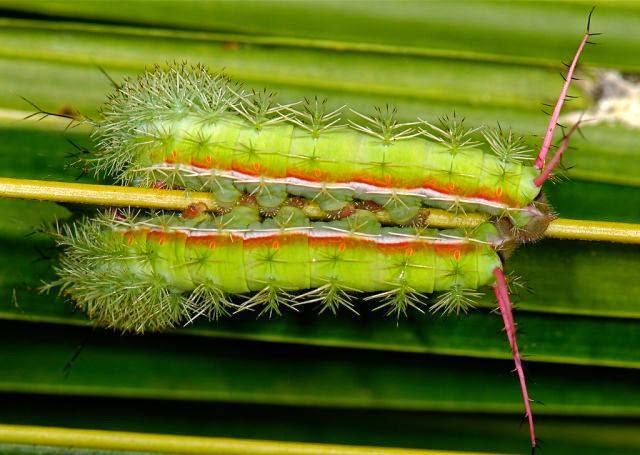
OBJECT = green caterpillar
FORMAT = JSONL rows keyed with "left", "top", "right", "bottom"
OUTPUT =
{"left": 49, "top": 205, "right": 534, "bottom": 448}
{"left": 51, "top": 206, "right": 505, "bottom": 332}
{"left": 87, "top": 63, "right": 564, "bottom": 240}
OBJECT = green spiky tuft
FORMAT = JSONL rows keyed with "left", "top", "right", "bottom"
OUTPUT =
{"left": 419, "top": 114, "right": 482, "bottom": 153}
{"left": 239, "top": 283, "right": 296, "bottom": 318}
{"left": 366, "top": 282, "right": 427, "bottom": 320}
{"left": 349, "top": 105, "right": 418, "bottom": 144}
{"left": 185, "top": 283, "right": 235, "bottom": 322}
{"left": 295, "top": 280, "right": 359, "bottom": 315}
{"left": 483, "top": 126, "right": 534, "bottom": 164}
{"left": 91, "top": 63, "right": 242, "bottom": 182}
{"left": 48, "top": 218, "right": 188, "bottom": 333}
{"left": 430, "top": 286, "right": 484, "bottom": 315}
{"left": 233, "top": 88, "right": 286, "bottom": 131}
{"left": 286, "top": 97, "right": 344, "bottom": 138}
{"left": 46, "top": 210, "right": 243, "bottom": 332}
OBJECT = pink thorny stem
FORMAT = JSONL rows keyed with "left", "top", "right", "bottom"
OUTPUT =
{"left": 535, "top": 18, "right": 593, "bottom": 170}
{"left": 492, "top": 267, "right": 536, "bottom": 450}
{"left": 533, "top": 120, "right": 581, "bottom": 187}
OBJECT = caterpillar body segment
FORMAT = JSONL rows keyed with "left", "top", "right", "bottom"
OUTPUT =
{"left": 52, "top": 206, "right": 506, "bottom": 332}
{"left": 90, "top": 65, "right": 553, "bottom": 237}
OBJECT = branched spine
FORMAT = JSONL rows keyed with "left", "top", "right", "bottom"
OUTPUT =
{"left": 349, "top": 105, "right": 419, "bottom": 144}
{"left": 419, "top": 114, "right": 482, "bottom": 153}
{"left": 483, "top": 126, "right": 534, "bottom": 165}
{"left": 367, "top": 282, "right": 426, "bottom": 320}
{"left": 286, "top": 97, "right": 345, "bottom": 138}
{"left": 430, "top": 286, "right": 483, "bottom": 315}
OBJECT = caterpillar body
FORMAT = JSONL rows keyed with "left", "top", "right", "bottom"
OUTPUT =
{"left": 52, "top": 206, "right": 504, "bottom": 332}
{"left": 89, "top": 64, "right": 559, "bottom": 240}
{"left": 51, "top": 205, "right": 533, "bottom": 447}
